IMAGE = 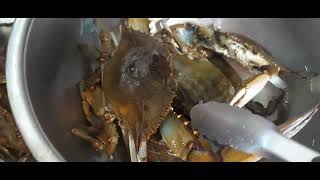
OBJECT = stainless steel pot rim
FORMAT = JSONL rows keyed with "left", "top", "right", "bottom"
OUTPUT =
{"left": 6, "top": 18, "right": 65, "bottom": 162}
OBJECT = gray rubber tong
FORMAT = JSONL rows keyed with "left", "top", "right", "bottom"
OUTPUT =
{"left": 190, "top": 101, "right": 320, "bottom": 162}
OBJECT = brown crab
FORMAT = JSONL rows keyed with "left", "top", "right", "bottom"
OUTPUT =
{"left": 72, "top": 69, "right": 119, "bottom": 160}
{"left": 73, "top": 19, "right": 176, "bottom": 161}
{"left": 102, "top": 26, "right": 176, "bottom": 161}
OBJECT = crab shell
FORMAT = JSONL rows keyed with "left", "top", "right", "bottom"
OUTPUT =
{"left": 102, "top": 27, "right": 176, "bottom": 150}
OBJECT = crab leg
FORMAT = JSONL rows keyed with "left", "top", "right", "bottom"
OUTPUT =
{"left": 117, "top": 119, "right": 139, "bottom": 162}
{"left": 124, "top": 134, "right": 147, "bottom": 162}
{"left": 118, "top": 119, "right": 147, "bottom": 162}
{"left": 128, "top": 133, "right": 138, "bottom": 162}
{"left": 159, "top": 112, "right": 219, "bottom": 162}
{"left": 137, "top": 140, "right": 147, "bottom": 162}
{"left": 71, "top": 128, "right": 105, "bottom": 151}
{"left": 123, "top": 136, "right": 147, "bottom": 162}
{"left": 229, "top": 73, "right": 272, "bottom": 108}
{"left": 229, "top": 66, "right": 280, "bottom": 108}
{"left": 160, "top": 112, "right": 196, "bottom": 161}
{"left": 80, "top": 101, "right": 104, "bottom": 128}
{"left": 117, "top": 120, "right": 128, "bottom": 148}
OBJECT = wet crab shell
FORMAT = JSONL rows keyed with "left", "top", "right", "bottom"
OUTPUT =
{"left": 102, "top": 27, "right": 177, "bottom": 149}
{"left": 171, "top": 55, "right": 235, "bottom": 118}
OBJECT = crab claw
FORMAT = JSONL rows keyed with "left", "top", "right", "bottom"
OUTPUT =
{"left": 229, "top": 73, "right": 272, "bottom": 108}
{"left": 230, "top": 65, "right": 280, "bottom": 108}
{"left": 160, "top": 112, "right": 197, "bottom": 161}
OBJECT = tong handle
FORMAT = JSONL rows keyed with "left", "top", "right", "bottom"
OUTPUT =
{"left": 264, "top": 132, "right": 320, "bottom": 162}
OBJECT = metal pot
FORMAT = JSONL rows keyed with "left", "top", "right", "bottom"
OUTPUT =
{"left": 6, "top": 18, "right": 320, "bottom": 162}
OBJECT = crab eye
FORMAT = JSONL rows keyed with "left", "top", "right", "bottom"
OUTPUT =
{"left": 128, "top": 64, "right": 135, "bottom": 73}
{"left": 127, "top": 63, "right": 137, "bottom": 77}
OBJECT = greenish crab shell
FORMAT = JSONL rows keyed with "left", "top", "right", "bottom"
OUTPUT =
{"left": 102, "top": 27, "right": 176, "bottom": 149}
{"left": 171, "top": 55, "right": 235, "bottom": 117}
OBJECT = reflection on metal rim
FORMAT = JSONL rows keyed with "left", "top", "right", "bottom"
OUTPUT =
{"left": 6, "top": 18, "right": 65, "bottom": 162}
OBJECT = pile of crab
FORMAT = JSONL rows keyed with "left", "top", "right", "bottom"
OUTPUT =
{"left": 72, "top": 18, "right": 319, "bottom": 162}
